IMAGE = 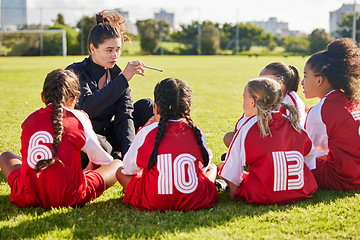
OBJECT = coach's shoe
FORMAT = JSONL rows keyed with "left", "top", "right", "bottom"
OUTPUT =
{"left": 111, "top": 151, "right": 123, "bottom": 161}
{"left": 215, "top": 179, "right": 229, "bottom": 192}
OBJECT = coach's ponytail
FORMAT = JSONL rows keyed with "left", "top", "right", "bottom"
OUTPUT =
{"left": 88, "top": 10, "right": 130, "bottom": 53}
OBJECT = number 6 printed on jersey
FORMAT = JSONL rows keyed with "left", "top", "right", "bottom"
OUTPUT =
{"left": 27, "top": 131, "right": 53, "bottom": 169}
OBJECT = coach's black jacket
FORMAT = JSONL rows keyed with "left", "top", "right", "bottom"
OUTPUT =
{"left": 66, "top": 56, "right": 135, "bottom": 156}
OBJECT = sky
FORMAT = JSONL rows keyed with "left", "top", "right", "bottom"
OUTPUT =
{"left": 26, "top": 0, "right": 357, "bottom": 34}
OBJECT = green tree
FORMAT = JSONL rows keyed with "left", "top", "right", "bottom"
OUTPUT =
{"left": 3, "top": 33, "right": 40, "bottom": 56}
{"left": 136, "top": 19, "right": 170, "bottom": 54}
{"left": 284, "top": 36, "right": 310, "bottom": 54}
{"left": 45, "top": 24, "right": 80, "bottom": 55}
{"left": 52, "top": 13, "right": 66, "bottom": 25}
{"left": 336, "top": 12, "right": 360, "bottom": 38}
{"left": 76, "top": 15, "right": 97, "bottom": 55}
{"left": 308, "top": 29, "right": 333, "bottom": 54}
{"left": 200, "top": 22, "right": 220, "bottom": 55}
{"left": 220, "top": 22, "right": 272, "bottom": 53}
{"left": 170, "top": 21, "right": 199, "bottom": 54}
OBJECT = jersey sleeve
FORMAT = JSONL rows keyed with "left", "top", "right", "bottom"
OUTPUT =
{"left": 304, "top": 143, "right": 316, "bottom": 170}
{"left": 234, "top": 114, "right": 247, "bottom": 131}
{"left": 66, "top": 108, "right": 113, "bottom": 165}
{"left": 305, "top": 99, "right": 329, "bottom": 157}
{"left": 220, "top": 116, "right": 257, "bottom": 186}
{"left": 122, "top": 122, "right": 158, "bottom": 175}
{"left": 283, "top": 91, "right": 308, "bottom": 127}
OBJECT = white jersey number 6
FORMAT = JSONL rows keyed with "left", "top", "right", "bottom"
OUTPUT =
{"left": 27, "top": 131, "right": 53, "bottom": 169}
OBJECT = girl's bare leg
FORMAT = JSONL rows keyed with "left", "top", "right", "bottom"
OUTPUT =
{"left": 205, "top": 163, "right": 217, "bottom": 183}
{"left": 93, "top": 159, "right": 123, "bottom": 189}
{"left": 115, "top": 166, "right": 134, "bottom": 189}
{"left": 0, "top": 152, "right": 22, "bottom": 181}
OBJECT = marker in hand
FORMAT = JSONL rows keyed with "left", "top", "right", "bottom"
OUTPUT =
{"left": 144, "top": 65, "right": 163, "bottom": 72}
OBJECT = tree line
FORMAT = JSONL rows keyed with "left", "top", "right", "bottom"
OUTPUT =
{"left": 1, "top": 12, "right": 358, "bottom": 56}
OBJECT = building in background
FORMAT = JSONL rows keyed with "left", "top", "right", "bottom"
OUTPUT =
{"left": 115, "top": 8, "right": 137, "bottom": 35}
{"left": 330, "top": 3, "right": 360, "bottom": 37}
{"left": 0, "top": 0, "right": 26, "bottom": 30}
{"left": 154, "top": 9, "right": 174, "bottom": 28}
{"left": 249, "top": 17, "right": 304, "bottom": 37}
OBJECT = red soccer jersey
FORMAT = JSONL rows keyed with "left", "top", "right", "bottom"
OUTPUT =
{"left": 9, "top": 104, "right": 113, "bottom": 208}
{"left": 122, "top": 120, "right": 218, "bottom": 211}
{"left": 220, "top": 112, "right": 318, "bottom": 205}
{"left": 305, "top": 90, "right": 360, "bottom": 191}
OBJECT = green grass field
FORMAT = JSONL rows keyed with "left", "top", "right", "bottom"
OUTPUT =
{"left": 0, "top": 56, "right": 359, "bottom": 239}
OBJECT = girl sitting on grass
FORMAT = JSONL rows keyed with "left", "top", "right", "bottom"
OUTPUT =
{"left": 302, "top": 38, "right": 360, "bottom": 191}
{"left": 116, "top": 78, "right": 218, "bottom": 211}
{"left": 218, "top": 77, "right": 318, "bottom": 204}
{"left": 223, "top": 62, "right": 307, "bottom": 149}
{"left": 0, "top": 69, "right": 122, "bottom": 208}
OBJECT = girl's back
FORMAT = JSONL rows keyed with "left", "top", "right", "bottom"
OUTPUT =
{"left": 307, "top": 90, "right": 360, "bottom": 190}
{"left": 13, "top": 105, "right": 108, "bottom": 208}
{"left": 123, "top": 120, "right": 218, "bottom": 211}
{"left": 222, "top": 112, "right": 318, "bottom": 205}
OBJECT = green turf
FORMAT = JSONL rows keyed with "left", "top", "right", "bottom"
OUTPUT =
{"left": 0, "top": 56, "right": 358, "bottom": 239}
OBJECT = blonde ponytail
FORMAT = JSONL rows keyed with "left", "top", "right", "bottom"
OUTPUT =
{"left": 280, "top": 103, "right": 301, "bottom": 133}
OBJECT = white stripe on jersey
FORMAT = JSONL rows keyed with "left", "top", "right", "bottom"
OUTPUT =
{"left": 234, "top": 114, "right": 247, "bottom": 131}
{"left": 157, "top": 154, "right": 173, "bottom": 195}
{"left": 220, "top": 116, "right": 258, "bottom": 186}
{"left": 66, "top": 107, "right": 113, "bottom": 165}
{"left": 122, "top": 122, "right": 159, "bottom": 175}
{"left": 351, "top": 111, "right": 360, "bottom": 121}
{"left": 305, "top": 96, "right": 329, "bottom": 156}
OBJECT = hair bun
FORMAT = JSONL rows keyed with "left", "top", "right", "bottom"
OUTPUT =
{"left": 327, "top": 38, "right": 359, "bottom": 59}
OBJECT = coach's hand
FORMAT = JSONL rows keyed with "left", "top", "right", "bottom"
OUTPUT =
{"left": 122, "top": 60, "right": 145, "bottom": 81}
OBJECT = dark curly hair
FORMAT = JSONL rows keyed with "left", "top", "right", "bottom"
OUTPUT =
{"left": 306, "top": 38, "right": 360, "bottom": 103}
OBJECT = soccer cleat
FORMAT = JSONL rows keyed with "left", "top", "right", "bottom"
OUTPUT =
{"left": 215, "top": 179, "right": 229, "bottom": 192}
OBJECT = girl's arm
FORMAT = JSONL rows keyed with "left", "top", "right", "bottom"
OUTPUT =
{"left": 223, "top": 131, "right": 236, "bottom": 148}
{"left": 67, "top": 108, "right": 113, "bottom": 165}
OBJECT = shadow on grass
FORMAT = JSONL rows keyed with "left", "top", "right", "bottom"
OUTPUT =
{"left": 0, "top": 189, "right": 359, "bottom": 239}
{"left": 0, "top": 172, "right": 6, "bottom": 183}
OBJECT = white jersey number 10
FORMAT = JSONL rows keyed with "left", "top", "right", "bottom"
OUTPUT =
{"left": 157, "top": 153, "right": 198, "bottom": 195}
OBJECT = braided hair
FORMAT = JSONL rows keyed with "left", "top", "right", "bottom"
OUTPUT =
{"left": 247, "top": 77, "right": 300, "bottom": 137}
{"left": 306, "top": 38, "right": 360, "bottom": 103}
{"left": 34, "top": 69, "right": 80, "bottom": 173}
{"left": 88, "top": 9, "right": 130, "bottom": 53}
{"left": 261, "top": 62, "right": 301, "bottom": 93}
{"left": 147, "top": 78, "right": 209, "bottom": 171}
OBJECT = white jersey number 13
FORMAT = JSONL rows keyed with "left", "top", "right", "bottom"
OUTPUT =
{"left": 272, "top": 150, "right": 304, "bottom": 191}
